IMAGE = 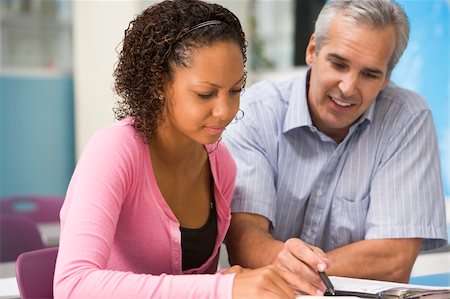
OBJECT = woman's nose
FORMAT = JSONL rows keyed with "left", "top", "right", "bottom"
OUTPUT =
{"left": 212, "top": 96, "right": 232, "bottom": 120}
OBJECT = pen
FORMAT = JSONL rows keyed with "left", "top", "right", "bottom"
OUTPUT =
{"left": 319, "top": 271, "right": 335, "bottom": 296}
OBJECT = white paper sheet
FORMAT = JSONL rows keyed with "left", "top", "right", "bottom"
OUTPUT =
{"left": 330, "top": 276, "right": 448, "bottom": 294}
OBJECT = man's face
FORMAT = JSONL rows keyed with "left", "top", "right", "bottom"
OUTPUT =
{"left": 305, "top": 14, "right": 396, "bottom": 143}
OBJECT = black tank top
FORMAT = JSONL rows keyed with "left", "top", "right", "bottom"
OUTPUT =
{"left": 180, "top": 199, "right": 217, "bottom": 271}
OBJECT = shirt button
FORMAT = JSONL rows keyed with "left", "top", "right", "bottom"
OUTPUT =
{"left": 316, "top": 189, "right": 323, "bottom": 196}
{"left": 306, "top": 229, "right": 312, "bottom": 238}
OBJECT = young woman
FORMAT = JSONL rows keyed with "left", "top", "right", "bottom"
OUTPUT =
{"left": 53, "top": 0, "right": 327, "bottom": 298}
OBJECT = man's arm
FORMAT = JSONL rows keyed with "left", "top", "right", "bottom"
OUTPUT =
{"left": 326, "top": 238, "right": 423, "bottom": 283}
{"left": 226, "top": 213, "right": 332, "bottom": 284}
{"left": 227, "top": 212, "right": 423, "bottom": 283}
{"left": 226, "top": 212, "right": 283, "bottom": 268}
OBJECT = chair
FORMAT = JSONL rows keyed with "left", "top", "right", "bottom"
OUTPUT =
{"left": 0, "top": 195, "right": 64, "bottom": 223}
{"left": 16, "top": 247, "right": 58, "bottom": 299}
{"left": 0, "top": 214, "right": 45, "bottom": 262}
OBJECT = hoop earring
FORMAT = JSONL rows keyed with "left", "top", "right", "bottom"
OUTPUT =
{"left": 207, "top": 137, "right": 222, "bottom": 154}
{"left": 233, "top": 109, "right": 244, "bottom": 123}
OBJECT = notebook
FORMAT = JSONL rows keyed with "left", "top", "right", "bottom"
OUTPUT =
{"left": 325, "top": 276, "right": 450, "bottom": 298}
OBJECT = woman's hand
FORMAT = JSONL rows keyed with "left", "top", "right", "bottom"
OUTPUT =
{"left": 231, "top": 265, "right": 295, "bottom": 298}
{"left": 228, "top": 264, "right": 325, "bottom": 298}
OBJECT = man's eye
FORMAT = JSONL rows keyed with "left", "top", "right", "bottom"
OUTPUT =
{"left": 362, "top": 72, "right": 378, "bottom": 79}
{"left": 331, "top": 62, "right": 345, "bottom": 70}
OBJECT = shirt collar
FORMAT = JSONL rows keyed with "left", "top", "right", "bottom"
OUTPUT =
{"left": 283, "top": 69, "right": 312, "bottom": 133}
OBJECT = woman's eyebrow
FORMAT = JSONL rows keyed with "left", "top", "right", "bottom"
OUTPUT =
{"left": 198, "top": 74, "right": 246, "bottom": 88}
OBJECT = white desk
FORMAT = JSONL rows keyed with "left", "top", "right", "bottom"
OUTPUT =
{"left": 0, "top": 262, "right": 15, "bottom": 279}
{"left": 0, "top": 276, "right": 19, "bottom": 299}
{"left": 411, "top": 247, "right": 450, "bottom": 277}
{"left": 0, "top": 261, "right": 19, "bottom": 299}
{"left": 0, "top": 262, "right": 19, "bottom": 299}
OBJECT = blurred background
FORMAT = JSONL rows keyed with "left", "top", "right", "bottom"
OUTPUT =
{"left": 0, "top": 0, "right": 449, "bottom": 265}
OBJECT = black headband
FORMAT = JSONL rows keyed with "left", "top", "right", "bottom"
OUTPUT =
{"left": 177, "top": 20, "right": 225, "bottom": 41}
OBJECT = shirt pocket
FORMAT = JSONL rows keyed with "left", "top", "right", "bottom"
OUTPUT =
{"left": 329, "top": 195, "right": 370, "bottom": 249}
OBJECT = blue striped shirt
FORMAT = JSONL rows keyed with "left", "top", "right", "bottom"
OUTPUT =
{"left": 222, "top": 69, "right": 447, "bottom": 252}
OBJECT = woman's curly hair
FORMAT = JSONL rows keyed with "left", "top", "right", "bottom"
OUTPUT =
{"left": 113, "top": 0, "right": 247, "bottom": 142}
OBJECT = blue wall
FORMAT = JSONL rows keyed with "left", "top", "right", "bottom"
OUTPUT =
{"left": 391, "top": 0, "right": 450, "bottom": 242}
{"left": 392, "top": 0, "right": 449, "bottom": 198}
{"left": 0, "top": 74, "right": 75, "bottom": 197}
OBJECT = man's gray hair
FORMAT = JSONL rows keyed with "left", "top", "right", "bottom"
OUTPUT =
{"left": 314, "top": 0, "right": 410, "bottom": 73}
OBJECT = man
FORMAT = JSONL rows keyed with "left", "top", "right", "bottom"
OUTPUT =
{"left": 223, "top": 0, "right": 447, "bottom": 283}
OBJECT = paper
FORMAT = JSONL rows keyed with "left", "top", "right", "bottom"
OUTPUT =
{"left": 331, "top": 276, "right": 405, "bottom": 293}
{"left": 296, "top": 296, "right": 360, "bottom": 298}
{"left": 329, "top": 276, "right": 450, "bottom": 299}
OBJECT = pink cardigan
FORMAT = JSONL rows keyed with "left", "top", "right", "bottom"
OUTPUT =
{"left": 54, "top": 118, "right": 236, "bottom": 298}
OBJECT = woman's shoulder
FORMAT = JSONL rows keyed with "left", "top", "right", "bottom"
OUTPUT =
{"left": 89, "top": 118, "right": 140, "bottom": 144}
{"left": 81, "top": 117, "right": 146, "bottom": 159}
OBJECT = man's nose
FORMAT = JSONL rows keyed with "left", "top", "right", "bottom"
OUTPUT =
{"left": 338, "top": 72, "right": 358, "bottom": 97}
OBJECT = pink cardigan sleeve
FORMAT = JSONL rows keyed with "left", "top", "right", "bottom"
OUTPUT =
{"left": 54, "top": 123, "right": 236, "bottom": 299}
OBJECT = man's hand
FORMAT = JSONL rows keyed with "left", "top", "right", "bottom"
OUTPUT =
{"left": 274, "top": 238, "right": 331, "bottom": 287}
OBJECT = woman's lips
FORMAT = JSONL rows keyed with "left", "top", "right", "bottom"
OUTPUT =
{"left": 204, "top": 126, "right": 225, "bottom": 135}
